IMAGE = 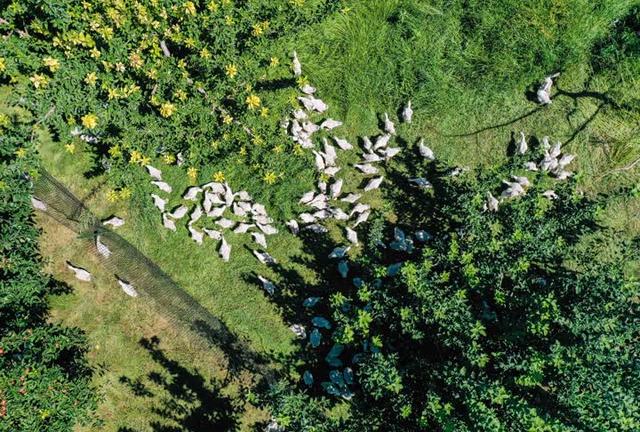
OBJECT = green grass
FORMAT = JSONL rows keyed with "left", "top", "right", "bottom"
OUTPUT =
{"left": 13, "top": 1, "right": 640, "bottom": 430}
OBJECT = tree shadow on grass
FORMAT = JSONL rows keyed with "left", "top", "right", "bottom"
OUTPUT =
{"left": 117, "top": 336, "right": 242, "bottom": 432}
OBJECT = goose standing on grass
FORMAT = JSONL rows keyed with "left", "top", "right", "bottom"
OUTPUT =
{"left": 330, "top": 179, "right": 343, "bottom": 199}
{"left": 341, "top": 193, "right": 361, "bottom": 204}
{"left": 96, "top": 235, "right": 112, "bottom": 258}
{"left": 353, "top": 210, "right": 371, "bottom": 227}
{"left": 321, "top": 119, "right": 342, "bottom": 130}
{"left": 252, "top": 232, "right": 268, "bottom": 249}
{"left": 151, "top": 180, "right": 172, "bottom": 193}
{"left": 188, "top": 225, "right": 204, "bottom": 245}
{"left": 146, "top": 165, "right": 162, "bottom": 180}
{"left": 162, "top": 213, "right": 177, "bottom": 231}
{"left": 292, "top": 51, "right": 302, "bottom": 77}
{"left": 31, "top": 196, "right": 47, "bottom": 211}
{"left": 333, "top": 137, "right": 353, "bottom": 151}
{"left": 219, "top": 236, "right": 231, "bottom": 262}
{"left": 345, "top": 227, "right": 358, "bottom": 244}
{"left": 204, "top": 228, "right": 222, "bottom": 240}
{"left": 516, "top": 131, "right": 528, "bottom": 155}
{"left": 364, "top": 176, "right": 384, "bottom": 191}
{"left": 183, "top": 186, "right": 202, "bottom": 201}
{"left": 543, "top": 190, "right": 559, "bottom": 200}
{"left": 258, "top": 276, "right": 276, "bottom": 295}
{"left": 66, "top": 262, "right": 92, "bottom": 282}
{"left": 117, "top": 277, "right": 139, "bottom": 297}
{"left": 537, "top": 72, "right": 560, "bottom": 105}
{"left": 160, "top": 40, "right": 171, "bottom": 57}
{"left": 383, "top": 113, "right": 396, "bottom": 135}
{"left": 402, "top": 101, "right": 413, "bottom": 123}
{"left": 102, "top": 216, "right": 125, "bottom": 228}
{"left": 301, "top": 84, "right": 316, "bottom": 95}
{"left": 169, "top": 205, "right": 189, "bottom": 219}
{"left": 485, "top": 192, "right": 499, "bottom": 212}
{"left": 253, "top": 250, "right": 277, "bottom": 265}
{"left": 354, "top": 163, "right": 379, "bottom": 175}
{"left": 286, "top": 219, "right": 300, "bottom": 235}
{"left": 418, "top": 139, "right": 435, "bottom": 160}
{"left": 151, "top": 194, "right": 166, "bottom": 212}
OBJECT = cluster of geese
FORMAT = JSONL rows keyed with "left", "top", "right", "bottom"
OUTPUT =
{"left": 485, "top": 133, "right": 575, "bottom": 211}
{"left": 143, "top": 165, "right": 279, "bottom": 264}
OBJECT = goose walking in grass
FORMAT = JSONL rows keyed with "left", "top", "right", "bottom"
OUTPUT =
{"left": 364, "top": 176, "right": 384, "bottom": 191}
{"left": 258, "top": 276, "right": 276, "bottom": 296}
{"left": 96, "top": 235, "right": 112, "bottom": 258}
{"left": 516, "top": 131, "right": 528, "bottom": 155}
{"left": 500, "top": 181, "right": 526, "bottom": 199}
{"left": 351, "top": 203, "right": 371, "bottom": 215}
{"left": 102, "top": 216, "right": 125, "bottom": 228}
{"left": 162, "top": 213, "right": 177, "bottom": 231}
{"left": 253, "top": 250, "right": 277, "bottom": 265}
{"left": 216, "top": 218, "right": 235, "bottom": 229}
{"left": 234, "top": 222, "right": 254, "bottom": 234}
{"left": 345, "top": 227, "right": 358, "bottom": 244}
{"left": 543, "top": 190, "right": 559, "bottom": 200}
{"left": 168, "top": 205, "right": 188, "bottom": 219}
{"left": 219, "top": 236, "right": 231, "bottom": 262}
{"left": 330, "top": 179, "right": 343, "bottom": 199}
{"left": 151, "top": 194, "right": 166, "bottom": 212}
{"left": 354, "top": 163, "right": 379, "bottom": 175}
{"left": 383, "top": 113, "right": 396, "bottom": 135}
{"left": 160, "top": 40, "right": 171, "bottom": 57}
{"left": 31, "top": 196, "right": 47, "bottom": 211}
{"left": 204, "top": 228, "right": 222, "bottom": 240}
{"left": 117, "top": 277, "right": 139, "bottom": 297}
{"left": 66, "top": 261, "right": 92, "bottom": 282}
{"left": 299, "top": 190, "right": 316, "bottom": 204}
{"left": 558, "top": 154, "right": 575, "bottom": 168}
{"left": 207, "top": 206, "right": 226, "bottom": 218}
{"left": 383, "top": 147, "right": 402, "bottom": 160}
{"left": 324, "top": 166, "right": 341, "bottom": 177}
{"left": 402, "top": 101, "right": 413, "bottom": 123}
{"left": 353, "top": 210, "right": 371, "bottom": 227}
{"left": 312, "top": 151, "right": 326, "bottom": 171}
{"left": 524, "top": 162, "right": 539, "bottom": 171}
{"left": 203, "top": 181, "right": 225, "bottom": 194}
{"left": 151, "top": 180, "right": 172, "bottom": 193}
{"left": 300, "top": 213, "right": 317, "bottom": 224}
{"left": 298, "top": 96, "right": 327, "bottom": 113}
{"left": 333, "top": 137, "right": 353, "bottom": 151}
{"left": 301, "top": 84, "right": 316, "bottom": 95}
{"left": 550, "top": 141, "right": 562, "bottom": 158}
{"left": 224, "top": 184, "right": 235, "bottom": 207}
{"left": 332, "top": 208, "right": 349, "bottom": 221}
{"left": 188, "top": 226, "right": 204, "bottom": 245}
{"left": 512, "top": 175, "right": 531, "bottom": 187}
{"left": 362, "top": 152, "right": 383, "bottom": 163}
{"left": 146, "top": 165, "right": 162, "bottom": 180}
{"left": 286, "top": 219, "right": 299, "bottom": 235}
{"left": 183, "top": 186, "right": 202, "bottom": 201}
{"left": 292, "top": 51, "right": 302, "bottom": 77}
{"left": 257, "top": 223, "right": 278, "bottom": 236}
{"left": 252, "top": 232, "right": 268, "bottom": 249}
{"left": 361, "top": 136, "right": 374, "bottom": 152}
{"left": 554, "top": 170, "right": 573, "bottom": 181}
{"left": 341, "top": 193, "right": 361, "bottom": 203}
{"left": 485, "top": 192, "right": 499, "bottom": 212}
{"left": 321, "top": 118, "right": 342, "bottom": 130}
{"left": 418, "top": 139, "right": 435, "bottom": 160}
{"left": 189, "top": 205, "right": 203, "bottom": 224}
{"left": 537, "top": 72, "right": 560, "bottom": 105}
{"left": 374, "top": 134, "right": 391, "bottom": 150}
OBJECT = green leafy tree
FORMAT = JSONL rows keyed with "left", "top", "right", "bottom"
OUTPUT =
{"left": 0, "top": 112, "right": 96, "bottom": 431}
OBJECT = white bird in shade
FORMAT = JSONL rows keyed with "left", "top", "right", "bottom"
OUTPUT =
{"left": 516, "top": 131, "right": 528, "bottom": 155}
{"left": 402, "top": 101, "right": 413, "bottom": 123}
{"left": 301, "top": 84, "right": 316, "bottom": 95}
{"left": 374, "top": 134, "right": 391, "bottom": 150}
{"left": 160, "top": 40, "right": 171, "bottom": 57}
{"left": 151, "top": 181, "right": 172, "bottom": 193}
{"left": 292, "top": 51, "right": 302, "bottom": 77}
{"left": 219, "top": 236, "right": 231, "bottom": 262}
{"left": 418, "top": 139, "right": 435, "bottom": 160}
{"left": 151, "top": 194, "right": 166, "bottom": 212}
{"left": 485, "top": 192, "right": 499, "bottom": 212}
{"left": 364, "top": 176, "right": 384, "bottom": 191}
{"left": 345, "top": 227, "right": 358, "bottom": 244}
{"left": 234, "top": 223, "right": 254, "bottom": 234}
{"left": 350, "top": 203, "right": 371, "bottom": 216}
{"left": 299, "top": 190, "right": 316, "bottom": 204}
{"left": 500, "top": 181, "right": 526, "bottom": 198}
{"left": 146, "top": 165, "right": 162, "bottom": 180}
{"left": 96, "top": 236, "right": 112, "bottom": 258}
{"left": 330, "top": 179, "right": 343, "bottom": 199}
{"left": 341, "top": 193, "right": 361, "bottom": 203}
{"left": 329, "top": 246, "right": 350, "bottom": 259}
{"left": 102, "top": 216, "right": 125, "bottom": 228}
{"left": 117, "top": 277, "right": 139, "bottom": 297}
{"left": 303, "top": 224, "right": 328, "bottom": 233}
{"left": 543, "top": 190, "right": 559, "bottom": 200}
{"left": 524, "top": 162, "right": 539, "bottom": 171}
{"left": 66, "top": 261, "right": 92, "bottom": 282}
{"left": 409, "top": 178, "right": 432, "bottom": 189}
{"left": 257, "top": 223, "right": 278, "bottom": 235}
{"left": 321, "top": 119, "right": 342, "bottom": 130}
{"left": 383, "top": 113, "right": 396, "bottom": 135}
{"left": 555, "top": 170, "right": 573, "bottom": 181}
{"left": 252, "top": 232, "right": 268, "bottom": 249}
{"left": 162, "top": 213, "right": 177, "bottom": 231}
{"left": 183, "top": 186, "right": 202, "bottom": 201}
{"left": 384, "top": 147, "right": 402, "bottom": 160}
{"left": 313, "top": 209, "right": 331, "bottom": 220}
{"left": 286, "top": 219, "right": 299, "bottom": 234}
{"left": 537, "top": 72, "right": 560, "bottom": 105}
{"left": 31, "top": 196, "right": 47, "bottom": 211}
{"left": 290, "top": 324, "right": 306, "bottom": 339}
{"left": 204, "top": 228, "right": 222, "bottom": 240}
{"left": 253, "top": 250, "right": 277, "bottom": 265}
{"left": 354, "top": 163, "right": 379, "bottom": 175}
{"left": 333, "top": 137, "right": 353, "bottom": 151}
{"left": 512, "top": 175, "right": 531, "bottom": 187}
{"left": 216, "top": 218, "right": 235, "bottom": 229}
{"left": 353, "top": 210, "right": 371, "bottom": 227}
{"left": 361, "top": 136, "right": 374, "bottom": 152}
{"left": 258, "top": 276, "right": 276, "bottom": 295}
{"left": 169, "top": 205, "right": 189, "bottom": 219}
{"left": 188, "top": 225, "right": 204, "bottom": 245}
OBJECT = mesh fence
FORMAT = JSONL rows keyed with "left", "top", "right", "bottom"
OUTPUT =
{"left": 33, "top": 169, "right": 265, "bottom": 375}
